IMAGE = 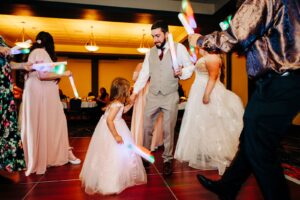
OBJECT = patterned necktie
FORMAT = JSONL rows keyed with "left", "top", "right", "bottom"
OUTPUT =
{"left": 159, "top": 48, "right": 164, "bottom": 60}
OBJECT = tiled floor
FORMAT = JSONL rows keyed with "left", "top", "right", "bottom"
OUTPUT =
{"left": 1, "top": 135, "right": 300, "bottom": 200}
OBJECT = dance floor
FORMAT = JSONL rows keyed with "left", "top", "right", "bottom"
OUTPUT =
{"left": 1, "top": 120, "right": 300, "bottom": 200}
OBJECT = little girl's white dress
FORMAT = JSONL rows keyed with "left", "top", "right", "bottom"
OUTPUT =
{"left": 80, "top": 102, "right": 147, "bottom": 195}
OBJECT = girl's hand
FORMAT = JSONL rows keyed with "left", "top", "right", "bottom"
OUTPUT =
{"left": 64, "top": 70, "right": 72, "bottom": 77}
{"left": 114, "top": 135, "right": 124, "bottom": 144}
{"left": 0, "top": 46, "right": 10, "bottom": 57}
{"left": 202, "top": 94, "right": 210, "bottom": 104}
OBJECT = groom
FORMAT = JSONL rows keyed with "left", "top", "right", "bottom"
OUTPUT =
{"left": 130, "top": 20, "right": 194, "bottom": 176}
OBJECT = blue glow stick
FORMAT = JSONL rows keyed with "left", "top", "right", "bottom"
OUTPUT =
{"left": 127, "top": 143, "right": 155, "bottom": 164}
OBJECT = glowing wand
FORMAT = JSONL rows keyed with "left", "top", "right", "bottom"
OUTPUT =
{"left": 168, "top": 33, "right": 179, "bottom": 72}
{"left": 69, "top": 75, "right": 79, "bottom": 99}
{"left": 127, "top": 143, "right": 155, "bottom": 164}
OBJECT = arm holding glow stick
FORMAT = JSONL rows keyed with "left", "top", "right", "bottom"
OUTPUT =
{"left": 32, "top": 61, "right": 67, "bottom": 72}
{"left": 168, "top": 33, "right": 194, "bottom": 79}
{"left": 38, "top": 70, "right": 72, "bottom": 81}
{"left": 0, "top": 45, "right": 32, "bottom": 70}
{"left": 10, "top": 61, "right": 32, "bottom": 71}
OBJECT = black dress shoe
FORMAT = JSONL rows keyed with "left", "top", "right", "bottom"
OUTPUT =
{"left": 163, "top": 161, "right": 173, "bottom": 177}
{"left": 196, "top": 174, "right": 235, "bottom": 200}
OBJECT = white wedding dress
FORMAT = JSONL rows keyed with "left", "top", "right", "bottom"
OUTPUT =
{"left": 174, "top": 57, "right": 244, "bottom": 175}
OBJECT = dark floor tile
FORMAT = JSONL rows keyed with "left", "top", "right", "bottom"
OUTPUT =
{"left": 0, "top": 182, "right": 35, "bottom": 200}
{"left": 26, "top": 175, "right": 176, "bottom": 200}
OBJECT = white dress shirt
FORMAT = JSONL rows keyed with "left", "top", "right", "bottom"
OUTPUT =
{"left": 133, "top": 42, "right": 195, "bottom": 94}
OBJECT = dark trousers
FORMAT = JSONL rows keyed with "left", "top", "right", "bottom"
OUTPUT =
{"left": 220, "top": 72, "right": 300, "bottom": 200}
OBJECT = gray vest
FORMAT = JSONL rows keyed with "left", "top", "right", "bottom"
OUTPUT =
{"left": 148, "top": 44, "right": 178, "bottom": 95}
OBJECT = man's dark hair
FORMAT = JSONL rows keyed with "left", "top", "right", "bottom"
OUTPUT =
{"left": 151, "top": 20, "right": 169, "bottom": 33}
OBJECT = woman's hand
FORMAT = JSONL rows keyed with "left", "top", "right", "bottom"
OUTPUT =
{"left": 64, "top": 70, "right": 72, "bottom": 77}
{"left": 24, "top": 62, "right": 33, "bottom": 71}
{"left": 188, "top": 33, "right": 201, "bottom": 47}
{"left": 114, "top": 135, "right": 124, "bottom": 144}
{"left": 202, "top": 94, "right": 210, "bottom": 104}
{"left": 0, "top": 46, "right": 10, "bottom": 57}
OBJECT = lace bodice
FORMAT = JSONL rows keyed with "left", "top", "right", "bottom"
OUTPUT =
{"left": 103, "top": 102, "right": 124, "bottom": 120}
{"left": 194, "top": 56, "right": 221, "bottom": 81}
{"left": 195, "top": 57, "right": 208, "bottom": 74}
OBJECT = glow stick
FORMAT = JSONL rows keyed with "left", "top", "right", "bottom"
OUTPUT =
{"left": 178, "top": 13, "right": 194, "bottom": 34}
{"left": 10, "top": 40, "right": 32, "bottom": 55}
{"left": 69, "top": 75, "right": 79, "bottom": 98}
{"left": 188, "top": 16, "right": 197, "bottom": 29}
{"left": 10, "top": 48, "right": 30, "bottom": 55}
{"left": 32, "top": 62, "right": 67, "bottom": 72}
{"left": 182, "top": 0, "right": 197, "bottom": 28}
{"left": 168, "top": 33, "right": 179, "bottom": 72}
{"left": 53, "top": 64, "right": 66, "bottom": 74}
{"left": 127, "top": 143, "right": 155, "bottom": 164}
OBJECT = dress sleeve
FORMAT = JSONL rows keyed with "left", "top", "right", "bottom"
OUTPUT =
{"left": 28, "top": 48, "right": 53, "bottom": 63}
{"left": 197, "top": 0, "right": 270, "bottom": 52}
{"left": 109, "top": 102, "right": 123, "bottom": 108}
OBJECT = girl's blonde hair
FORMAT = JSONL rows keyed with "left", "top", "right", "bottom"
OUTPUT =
{"left": 109, "top": 77, "right": 131, "bottom": 104}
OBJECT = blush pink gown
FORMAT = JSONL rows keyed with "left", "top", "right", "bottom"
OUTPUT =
{"left": 21, "top": 48, "right": 70, "bottom": 176}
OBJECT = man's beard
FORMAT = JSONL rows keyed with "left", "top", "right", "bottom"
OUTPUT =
{"left": 155, "top": 38, "right": 166, "bottom": 49}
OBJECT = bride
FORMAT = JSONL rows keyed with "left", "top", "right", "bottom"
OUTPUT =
{"left": 174, "top": 49, "right": 244, "bottom": 175}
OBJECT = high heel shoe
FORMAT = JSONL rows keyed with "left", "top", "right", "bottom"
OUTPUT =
{"left": 68, "top": 147, "right": 81, "bottom": 165}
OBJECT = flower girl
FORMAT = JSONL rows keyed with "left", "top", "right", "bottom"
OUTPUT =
{"left": 80, "top": 77, "right": 147, "bottom": 195}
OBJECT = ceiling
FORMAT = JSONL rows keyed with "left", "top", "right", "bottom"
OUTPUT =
{"left": 41, "top": 0, "right": 231, "bottom": 15}
{"left": 0, "top": 0, "right": 232, "bottom": 56}
{"left": 0, "top": 14, "right": 186, "bottom": 55}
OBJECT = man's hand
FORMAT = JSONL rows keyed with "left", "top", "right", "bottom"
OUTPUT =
{"left": 188, "top": 33, "right": 201, "bottom": 47}
{"left": 0, "top": 46, "right": 10, "bottom": 57}
{"left": 174, "top": 66, "right": 183, "bottom": 77}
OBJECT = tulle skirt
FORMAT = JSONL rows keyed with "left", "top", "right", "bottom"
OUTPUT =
{"left": 175, "top": 75, "right": 244, "bottom": 175}
{"left": 80, "top": 117, "right": 147, "bottom": 195}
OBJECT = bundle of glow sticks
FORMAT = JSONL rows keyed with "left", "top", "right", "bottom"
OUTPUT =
{"left": 127, "top": 143, "right": 155, "bottom": 164}
{"left": 10, "top": 40, "right": 32, "bottom": 55}
{"left": 32, "top": 61, "right": 67, "bottom": 74}
{"left": 178, "top": 0, "right": 198, "bottom": 63}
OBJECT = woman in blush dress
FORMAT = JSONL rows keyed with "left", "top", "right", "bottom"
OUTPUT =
{"left": 21, "top": 31, "right": 80, "bottom": 176}
{"left": 175, "top": 50, "right": 244, "bottom": 175}
{"left": 131, "top": 63, "right": 163, "bottom": 151}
